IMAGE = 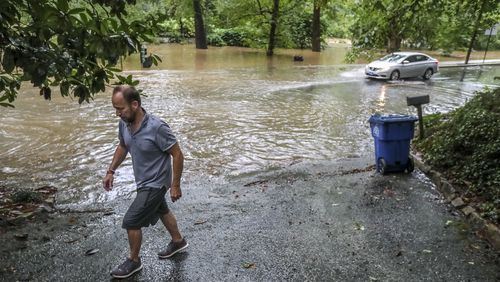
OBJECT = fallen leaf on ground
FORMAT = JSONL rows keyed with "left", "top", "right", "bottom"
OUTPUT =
{"left": 65, "top": 238, "right": 79, "bottom": 244}
{"left": 422, "top": 249, "right": 432, "bottom": 253}
{"left": 85, "top": 248, "right": 99, "bottom": 256}
{"left": 369, "top": 276, "right": 378, "bottom": 281}
{"left": 468, "top": 261, "right": 474, "bottom": 265}
{"left": 354, "top": 223, "right": 365, "bottom": 231}
{"left": 445, "top": 220, "right": 453, "bottom": 226}
{"left": 243, "top": 180, "right": 268, "bottom": 187}
{"left": 194, "top": 220, "right": 207, "bottom": 225}
{"left": 383, "top": 188, "right": 395, "bottom": 197}
{"left": 242, "top": 262, "right": 256, "bottom": 269}
{"left": 14, "top": 233, "right": 28, "bottom": 241}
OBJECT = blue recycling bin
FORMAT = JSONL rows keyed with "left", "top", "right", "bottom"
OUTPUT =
{"left": 369, "top": 114, "right": 418, "bottom": 174}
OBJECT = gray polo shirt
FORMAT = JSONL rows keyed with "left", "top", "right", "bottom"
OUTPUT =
{"left": 118, "top": 111, "right": 177, "bottom": 189}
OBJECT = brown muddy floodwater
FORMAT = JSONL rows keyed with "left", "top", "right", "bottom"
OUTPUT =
{"left": 1, "top": 44, "right": 499, "bottom": 207}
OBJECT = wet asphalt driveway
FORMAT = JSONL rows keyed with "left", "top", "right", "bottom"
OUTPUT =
{"left": 1, "top": 159, "right": 499, "bottom": 281}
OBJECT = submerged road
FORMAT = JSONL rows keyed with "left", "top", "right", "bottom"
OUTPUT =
{"left": 1, "top": 159, "right": 499, "bottom": 281}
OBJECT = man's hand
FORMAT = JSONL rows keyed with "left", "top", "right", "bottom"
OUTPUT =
{"left": 170, "top": 185, "right": 182, "bottom": 202}
{"left": 103, "top": 174, "right": 114, "bottom": 191}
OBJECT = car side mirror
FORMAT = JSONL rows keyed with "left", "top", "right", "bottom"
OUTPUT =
{"left": 403, "top": 60, "right": 410, "bottom": 64}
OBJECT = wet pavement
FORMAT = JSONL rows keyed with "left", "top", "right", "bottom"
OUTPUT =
{"left": 1, "top": 159, "right": 499, "bottom": 281}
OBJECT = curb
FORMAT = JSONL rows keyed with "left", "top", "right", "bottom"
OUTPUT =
{"left": 410, "top": 153, "right": 500, "bottom": 252}
{"left": 439, "top": 62, "right": 500, "bottom": 68}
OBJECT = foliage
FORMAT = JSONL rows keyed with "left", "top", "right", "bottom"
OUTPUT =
{"left": 324, "top": 0, "right": 354, "bottom": 39}
{"left": 2, "top": 0, "right": 500, "bottom": 105}
{"left": 415, "top": 88, "right": 500, "bottom": 223}
{"left": 348, "top": 0, "right": 500, "bottom": 59}
{"left": 12, "top": 190, "right": 42, "bottom": 204}
{"left": 349, "top": 0, "right": 445, "bottom": 51}
{"left": 0, "top": 0, "right": 164, "bottom": 107}
{"left": 277, "top": 4, "right": 313, "bottom": 49}
{"left": 156, "top": 18, "right": 195, "bottom": 42}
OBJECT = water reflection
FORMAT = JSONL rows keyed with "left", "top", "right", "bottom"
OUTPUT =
{"left": 0, "top": 44, "right": 499, "bottom": 207}
{"left": 377, "top": 84, "right": 387, "bottom": 111}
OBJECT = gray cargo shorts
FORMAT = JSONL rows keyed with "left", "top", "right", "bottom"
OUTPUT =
{"left": 122, "top": 186, "right": 169, "bottom": 230}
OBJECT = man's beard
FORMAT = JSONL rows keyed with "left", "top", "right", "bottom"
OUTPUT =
{"left": 121, "top": 111, "right": 136, "bottom": 123}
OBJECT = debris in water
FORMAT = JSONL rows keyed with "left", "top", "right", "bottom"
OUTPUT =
{"left": 68, "top": 217, "right": 78, "bottom": 224}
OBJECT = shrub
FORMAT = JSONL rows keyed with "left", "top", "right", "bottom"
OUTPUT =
{"left": 415, "top": 87, "right": 500, "bottom": 223}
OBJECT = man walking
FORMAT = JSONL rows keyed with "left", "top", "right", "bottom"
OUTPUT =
{"left": 103, "top": 86, "right": 188, "bottom": 279}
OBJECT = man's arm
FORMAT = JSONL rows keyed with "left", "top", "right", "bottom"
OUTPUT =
{"left": 168, "top": 142, "right": 184, "bottom": 202}
{"left": 103, "top": 143, "right": 128, "bottom": 191}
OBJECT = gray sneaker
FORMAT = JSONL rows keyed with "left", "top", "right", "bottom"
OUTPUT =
{"left": 158, "top": 239, "right": 189, "bottom": 259}
{"left": 110, "top": 257, "right": 142, "bottom": 279}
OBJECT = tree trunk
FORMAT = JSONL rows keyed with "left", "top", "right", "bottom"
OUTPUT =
{"left": 193, "top": 0, "right": 208, "bottom": 49}
{"left": 465, "top": 0, "right": 487, "bottom": 64}
{"left": 386, "top": 18, "right": 401, "bottom": 52}
{"left": 387, "top": 36, "right": 401, "bottom": 53}
{"left": 311, "top": 2, "right": 321, "bottom": 52}
{"left": 266, "top": 0, "right": 280, "bottom": 56}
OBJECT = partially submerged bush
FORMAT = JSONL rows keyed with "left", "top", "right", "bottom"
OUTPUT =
{"left": 12, "top": 190, "right": 42, "bottom": 204}
{"left": 415, "top": 87, "right": 500, "bottom": 223}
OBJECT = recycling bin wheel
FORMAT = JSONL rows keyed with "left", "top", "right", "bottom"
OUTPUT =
{"left": 406, "top": 158, "right": 414, "bottom": 173}
{"left": 378, "top": 158, "right": 387, "bottom": 175}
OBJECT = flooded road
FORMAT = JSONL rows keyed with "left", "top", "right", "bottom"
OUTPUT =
{"left": 1, "top": 44, "right": 499, "bottom": 206}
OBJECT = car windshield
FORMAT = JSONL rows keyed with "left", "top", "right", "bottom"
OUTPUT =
{"left": 379, "top": 54, "right": 406, "bottom": 62}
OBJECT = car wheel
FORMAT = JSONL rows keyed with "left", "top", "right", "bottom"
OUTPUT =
{"left": 390, "top": 70, "right": 400, "bottom": 81}
{"left": 423, "top": 68, "right": 433, "bottom": 80}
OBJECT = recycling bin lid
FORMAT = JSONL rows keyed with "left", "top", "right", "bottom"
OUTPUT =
{"left": 369, "top": 114, "right": 418, "bottom": 124}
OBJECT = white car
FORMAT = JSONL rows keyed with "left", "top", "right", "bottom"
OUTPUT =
{"left": 365, "top": 52, "right": 439, "bottom": 81}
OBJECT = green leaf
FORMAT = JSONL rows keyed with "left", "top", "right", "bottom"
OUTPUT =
{"left": 60, "top": 81, "right": 70, "bottom": 96}
{"left": 106, "top": 67, "right": 123, "bottom": 72}
{"left": 2, "top": 49, "right": 15, "bottom": 73}
{"left": 0, "top": 102, "right": 15, "bottom": 108}
{"left": 79, "top": 12, "right": 89, "bottom": 24}
{"left": 56, "top": 0, "right": 69, "bottom": 12}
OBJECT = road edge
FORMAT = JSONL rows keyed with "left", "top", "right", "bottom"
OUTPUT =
{"left": 410, "top": 153, "right": 500, "bottom": 252}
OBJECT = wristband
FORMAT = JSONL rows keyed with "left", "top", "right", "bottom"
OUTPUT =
{"left": 106, "top": 169, "right": 115, "bottom": 175}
